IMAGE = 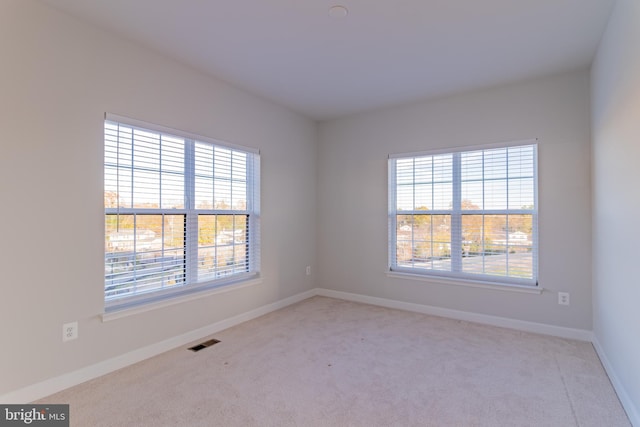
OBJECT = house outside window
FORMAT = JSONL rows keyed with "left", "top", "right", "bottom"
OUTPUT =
{"left": 388, "top": 141, "right": 538, "bottom": 287}
{"left": 104, "top": 114, "right": 260, "bottom": 311}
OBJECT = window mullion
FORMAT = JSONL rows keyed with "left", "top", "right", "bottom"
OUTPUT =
{"left": 451, "top": 153, "right": 462, "bottom": 272}
{"left": 159, "top": 134, "right": 163, "bottom": 209}
{"left": 254, "top": 153, "right": 261, "bottom": 273}
{"left": 533, "top": 146, "right": 539, "bottom": 284}
{"left": 184, "top": 139, "right": 198, "bottom": 284}
{"left": 412, "top": 158, "right": 416, "bottom": 268}
{"left": 116, "top": 123, "right": 121, "bottom": 220}
{"left": 129, "top": 126, "right": 134, "bottom": 209}
{"left": 481, "top": 151, "right": 486, "bottom": 274}
{"left": 505, "top": 148, "right": 510, "bottom": 276}
{"left": 388, "top": 158, "right": 398, "bottom": 270}
{"left": 430, "top": 157, "right": 434, "bottom": 270}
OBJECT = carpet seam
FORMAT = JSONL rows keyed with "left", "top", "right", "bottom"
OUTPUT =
{"left": 554, "top": 353, "right": 580, "bottom": 427}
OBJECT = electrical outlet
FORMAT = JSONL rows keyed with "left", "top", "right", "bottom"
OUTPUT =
{"left": 306, "top": 266, "right": 311, "bottom": 276}
{"left": 558, "top": 292, "right": 570, "bottom": 306}
{"left": 63, "top": 322, "right": 78, "bottom": 342}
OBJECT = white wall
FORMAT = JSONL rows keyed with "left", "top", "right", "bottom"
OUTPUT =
{"left": 0, "top": 0, "right": 316, "bottom": 395}
{"left": 317, "top": 70, "right": 593, "bottom": 330}
{"left": 591, "top": 0, "right": 640, "bottom": 423}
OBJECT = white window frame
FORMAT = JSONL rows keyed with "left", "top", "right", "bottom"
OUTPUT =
{"left": 104, "top": 113, "right": 260, "bottom": 312}
{"left": 388, "top": 140, "right": 538, "bottom": 288}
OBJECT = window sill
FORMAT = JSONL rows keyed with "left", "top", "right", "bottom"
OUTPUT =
{"left": 386, "top": 271, "right": 543, "bottom": 294}
{"left": 102, "top": 277, "right": 262, "bottom": 322}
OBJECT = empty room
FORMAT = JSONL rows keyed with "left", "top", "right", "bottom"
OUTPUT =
{"left": 0, "top": 0, "right": 638, "bottom": 426}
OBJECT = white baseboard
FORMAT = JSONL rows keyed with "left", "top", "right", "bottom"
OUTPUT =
{"left": 592, "top": 336, "right": 639, "bottom": 427}
{"left": 3, "top": 286, "right": 625, "bottom": 415}
{"left": 315, "top": 288, "right": 594, "bottom": 341}
{"left": 0, "top": 289, "right": 316, "bottom": 404}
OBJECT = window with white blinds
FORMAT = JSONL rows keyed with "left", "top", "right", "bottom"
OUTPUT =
{"left": 104, "top": 114, "right": 260, "bottom": 311}
{"left": 389, "top": 141, "right": 538, "bottom": 287}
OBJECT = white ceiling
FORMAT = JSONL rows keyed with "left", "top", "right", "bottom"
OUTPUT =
{"left": 39, "top": 0, "right": 615, "bottom": 120}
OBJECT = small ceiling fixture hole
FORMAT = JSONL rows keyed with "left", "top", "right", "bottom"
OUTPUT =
{"left": 329, "top": 5, "right": 349, "bottom": 18}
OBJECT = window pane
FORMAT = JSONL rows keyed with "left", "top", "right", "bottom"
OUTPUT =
{"left": 396, "top": 158, "right": 415, "bottom": 185}
{"left": 461, "top": 214, "right": 511, "bottom": 276}
{"left": 105, "top": 214, "right": 186, "bottom": 301}
{"left": 508, "top": 177, "right": 534, "bottom": 209}
{"left": 425, "top": 215, "right": 450, "bottom": 271}
{"left": 195, "top": 143, "right": 214, "bottom": 209}
{"left": 508, "top": 145, "right": 535, "bottom": 178}
{"left": 432, "top": 154, "right": 452, "bottom": 182}
{"left": 396, "top": 214, "right": 415, "bottom": 266}
{"left": 462, "top": 215, "right": 484, "bottom": 274}
{"left": 484, "top": 179, "right": 507, "bottom": 210}
{"left": 507, "top": 215, "right": 533, "bottom": 243}
{"left": 461, "top": 150, "right": 483, "bottom": 181}
{"left": 461, "top": 150, "right": 483, "bottom": 210}
{"left": 396, "top": 184, "right": 414, "bottom": 211}
{"left": 160, "top": 135, "right": 184, "bottom": 173}
{"left": 214, "top": 178, "right": 231, "bottom": 209}
{"left": 195, "top": 144, "right": 250, "bottom": 211}
{"left": 395, "top": 212, "right": 452, "bottom": 269}
{"left": 104, "top": 166, "right": 120, "bottom": 208}
{"left": 198, "top": 215, "right": 249, "bottom": 282}
{"left": 161, "top": 172, "right": 184, "bottom": 209}
{"left": 460, "top": 214, "right": 534, "bottom": 279}
{"left": 394, "top": 155, "right": 452, "bottom": 211}
{"left": 484, "top": 148, "right": 507, "bottom": 180}
{"left": 104, "top": 123, "right": 133, "bottom": 208}
{"left": 509, "top": 251, "right": 533, "bottom": 278}
{"left": 133, "top": 168, "right": 160, "bottom": 208}
{"left": 414, "top": 157, "right": 432, "bottom": 184}
{"left": 195, "top": 176, "right": 214, "bottom": 209}
{"left": 231, "top": 151, "right": 248, "bottom": 209}
{"left": 506, "top": 214, "right": 533, "bottom": 279}
{"left": 432, "top": 183, "right": 452, "bottom": 210}
{"left": 104, "top": 123, "right": 186, "bottom": 210}
{"left": 160, "top": 136, "right": 185, "bottom": 209}
{"left": 461, "top": 181, "right": 482, "bottom": 210}
{"left": 412, "top": 240, "right": 431, "bottom": 267}
{"left": 414, "top": 184, "right": 431, "bottom": 210}
{"left": 481, "top": 214, "right": 507, "bottom": 276}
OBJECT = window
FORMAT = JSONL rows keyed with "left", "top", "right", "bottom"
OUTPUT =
{"left": 104, "top": 114, "right": 260, "bottom": 311}
{"left": 389, "top": 141, "right": 537, "bottom": 287}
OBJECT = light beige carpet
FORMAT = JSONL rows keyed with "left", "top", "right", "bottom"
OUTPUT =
{"left": 38, "top": 296, "right": 630, "bottom": 426}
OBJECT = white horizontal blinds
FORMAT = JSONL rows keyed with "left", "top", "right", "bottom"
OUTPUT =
{"left": 104, "top": 121, "right": 187, "bottom": 301}
{"left": 104, "top": 215, "right": 186, "bottom": 300}
{"left": 104, "top": 122, "right": 185, "bottom": 210}
{"left": 104, "top": 116, "right": 260, "bottom": 307}
{"left": 194, "top": 144, "right": 258, "bottom": 282}
{"left": 194, "top": 145, "right": 248, "bottom": 210}
{"left": 394, "top": 155, "right": 454, "bottom": 272}
{"left": 390, "top": 142, "right": 537, "bottom": 286}
{"left": 459, "top": 145, "right": 536, "bottom": 280}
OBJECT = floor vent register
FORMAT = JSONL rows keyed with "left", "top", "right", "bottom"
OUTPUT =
{"left": 188, "top": 338, "right": 221, "bottom": 352}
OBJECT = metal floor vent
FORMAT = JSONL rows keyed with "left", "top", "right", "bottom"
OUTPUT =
{"left": 188, "top": 338, "right": 220, "bottom": 352}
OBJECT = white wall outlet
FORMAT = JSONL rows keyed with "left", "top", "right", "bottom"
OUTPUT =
{"left": 306, "top": 266, "right": 311, "bottom": 276}
{"left": 63, "top": 322, "right": 78, "bottom": 342}
{"left": 558, "top": 292, "right": 570, "bottom": 306}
